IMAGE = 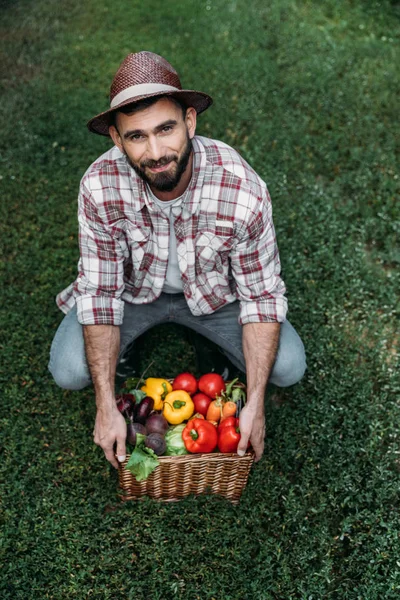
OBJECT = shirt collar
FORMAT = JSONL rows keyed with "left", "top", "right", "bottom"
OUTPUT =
{"left": 185, "top": 136, "right": 207, "bottom": 215}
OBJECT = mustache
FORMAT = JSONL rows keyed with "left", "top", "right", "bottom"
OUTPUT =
{"left": 141, "top": 155, "right": 177, "bottom": 169}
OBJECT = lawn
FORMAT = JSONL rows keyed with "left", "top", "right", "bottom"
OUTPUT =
{"left": 1, "top": 0, "right": 399, "bottom": 598}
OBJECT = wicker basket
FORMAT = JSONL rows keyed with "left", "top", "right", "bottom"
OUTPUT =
{"left": 118, "top": 450, "right": 255, "bottom": 504}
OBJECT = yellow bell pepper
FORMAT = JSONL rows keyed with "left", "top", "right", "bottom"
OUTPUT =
{"left": 163, "top": 390, "right": 195, "bottom": 425}
{"left": 141, "top": 378, "right": 173, "bottom": 411}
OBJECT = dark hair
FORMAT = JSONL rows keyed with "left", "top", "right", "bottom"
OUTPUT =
{"left": 109, "top": 95, "right": 187, "bottom": 129}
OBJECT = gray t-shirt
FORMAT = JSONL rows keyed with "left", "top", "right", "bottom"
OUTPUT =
{"left": 146, "top": 186, "right": 184, "bottom": 294}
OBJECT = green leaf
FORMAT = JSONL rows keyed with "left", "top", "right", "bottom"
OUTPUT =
{"left": 231, "top": 387, "right": 246, "bottom": 403}
{"left": 123, "top": 377, "right": 142, "bottom": 390}
{"left": 125, "top": 434, "right": 159, "bottom": 481}
{"left": 130, "top": 389, "right": 147, "bottom": 404}
{"left": 225, "top": 378, "right": 239, "bottom": 396}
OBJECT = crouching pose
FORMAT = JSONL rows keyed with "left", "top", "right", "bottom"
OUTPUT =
{"left": 49, "top": 52, "right": 306, "bottom": 467}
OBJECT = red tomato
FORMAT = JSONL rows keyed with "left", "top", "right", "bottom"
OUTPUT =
{"left": 172, "top": 372, "right": 198, "bottom": 395}
{"left": 198, "top": 373, "right": 226, "bottom": 399}
{"left": 218, "top": 416, "right": 238, "bottom": 433}
{"left": 192, "top": 392, "right": 212, "bottom": 417}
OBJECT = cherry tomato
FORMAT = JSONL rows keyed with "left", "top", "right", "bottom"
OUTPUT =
{"left": 172, "top": 372, "right": 198, "bottom": 395}
{"left": 198, "top": 373, "right": 226, "bottom": 399}
{"left": 192, "top": 392, "right": 212, "bottom": 417}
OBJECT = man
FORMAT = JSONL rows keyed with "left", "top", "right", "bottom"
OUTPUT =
{"left": 49, "top": 51, "right": 306, "bottom": 468}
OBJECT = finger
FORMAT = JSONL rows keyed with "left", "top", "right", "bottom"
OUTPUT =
{"left": 237, "top": 432, "right": 250, "bottom": 457}
{"left": 253, "top": 440, "right": 265, "bottom": 463}
{"left": 116, "top": 436, "right": 127, "bottom": 464}
{"left": 103, "top": 445, "right": 119, "bottom": 469}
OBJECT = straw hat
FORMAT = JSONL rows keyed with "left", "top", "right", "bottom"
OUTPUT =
{"left": 87, "top": 51, "right": 213, "bottom": 136}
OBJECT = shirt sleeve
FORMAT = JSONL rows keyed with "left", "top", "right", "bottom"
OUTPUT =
{"left": 73, "top": 183, "right": 126, "bottom": 326}
{"left": 230, "top": 191, "right": 288, "bottom": 325}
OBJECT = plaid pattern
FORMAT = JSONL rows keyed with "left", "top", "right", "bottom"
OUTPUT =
{"left": 56, "top": 136, "right": 288, "bottom": 326}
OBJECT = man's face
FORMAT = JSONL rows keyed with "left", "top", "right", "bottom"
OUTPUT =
{"left": 109, "top": 98, "right": 196, "bottom": 192}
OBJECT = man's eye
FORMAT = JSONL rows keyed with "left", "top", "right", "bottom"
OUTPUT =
{"left": 130, "top": 134, "right": 144, "bottom": 141}
{"left": 162, "top": 126, "right": 172, "bottom": 133}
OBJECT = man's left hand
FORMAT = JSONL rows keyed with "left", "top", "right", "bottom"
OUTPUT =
{"left": 237, "top": 402, "right": 265, "bottom": 462}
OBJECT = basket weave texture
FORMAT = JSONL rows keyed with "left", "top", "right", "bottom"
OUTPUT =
{"left": 118, "top": 450, "right": 255, "bottom": 504}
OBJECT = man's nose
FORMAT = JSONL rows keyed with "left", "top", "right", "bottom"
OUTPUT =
{"left": 146, "top": 136, "right": 165, "bottom": 163}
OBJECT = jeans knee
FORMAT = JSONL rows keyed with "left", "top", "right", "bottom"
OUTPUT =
{"left": 270, "top": 351, "right": 307, "bottom": 388}
{"left": 48, "top": 308, "right": 90, "bottom": 391}
{"left": 48, "top": 357, "right": 91, "bottom": 391}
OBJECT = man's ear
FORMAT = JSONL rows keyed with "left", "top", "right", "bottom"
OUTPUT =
{"left": 109, "top": 124, "right": 123, "bottom": 152}
{"left": 185, "top": 107, "right": 197, "bottom": 140}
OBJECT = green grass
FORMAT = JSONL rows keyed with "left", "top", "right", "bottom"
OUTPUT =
{"left": 1, "top": 0, "right": 399, "bottom": 598}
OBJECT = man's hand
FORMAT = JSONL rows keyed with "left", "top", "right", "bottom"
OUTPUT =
{"left": 93, "top": 405, "right": 127, "bottom": 469}
{"left": 237, "top": 402, "right": 266, "bottom": 462}
{"left": 240, "top": 321, "right": 280, "bottom": 463}
{"left": 83, "top": 324, "right": 123, "bottom": 467}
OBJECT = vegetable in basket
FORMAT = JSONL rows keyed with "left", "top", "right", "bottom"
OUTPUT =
{"left": 140, "top": 378, "right": 173, "bottom": 410}
{"left": 164, "top": 424, "right": 189, "bottom": 456}
{"left": 116, "top": 394, "right": 135, "bottom": 419}
{"left": 193, "top": 392, "right": 212, "bottom": 416}
{"left": 145, "top": 413, "right": 169, "bottom": 435}
{"left": 145, "top": 433, "right": 166, "bottom": 456}
{"left": 217, "top": 378, "right": 247, "bottom": 420}
{"left": 125, "top": 434, "right": 160, "bottom": 481}
{"left": 133, "top": 396, "right": 154, "bottom": 424}
{"left": 217, "top": 417, "right": 241, "bottom": 453}
{"left": 163, "top": 390, "right": 194, "bottom": 424}
{"left": 172, "top": 372, "right": 198, "bottom": 395}
{"left": 198, "top": 373, "right": 225, "bottom": 398}
{"left": 126, "top": 422, "right": 146, "bottom": 446}
{"left": 206, "top": 398, "right": 223, "bottom": 422}
{"left": 182, "top": 418, "right": 218, "bottom": 453}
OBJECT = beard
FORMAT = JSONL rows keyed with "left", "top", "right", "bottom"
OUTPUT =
{"left": 124, "top": 133, "right": 193, "bottom": 192}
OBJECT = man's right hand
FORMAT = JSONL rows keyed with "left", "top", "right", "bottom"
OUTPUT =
{"left": 93, "top": 405, "right": 127, "bottom": 469}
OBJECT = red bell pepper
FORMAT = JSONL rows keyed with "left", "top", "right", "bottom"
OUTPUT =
{"left": 182, "top": 418, "right": 218, "bottom": 453}
{"left": 217, "top": 417, "right": 241, "bottom": 453}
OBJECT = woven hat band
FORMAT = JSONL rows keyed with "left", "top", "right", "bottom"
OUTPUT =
{"left": 110, "top": 83, "right": 180, "bottom": 108}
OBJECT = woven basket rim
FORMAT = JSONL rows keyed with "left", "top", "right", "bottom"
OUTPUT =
{"left": 122, "top": 449, "right": 255, "bottom": 465}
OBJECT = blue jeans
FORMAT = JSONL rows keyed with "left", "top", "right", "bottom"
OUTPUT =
{"left": 48, "top": 294, "right": 306, "bottom": 390}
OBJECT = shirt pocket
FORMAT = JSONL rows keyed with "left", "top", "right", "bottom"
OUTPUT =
{"left": 126, "top": 227, "right": 151, "bottom": 269}
{"left": 195, "top": 232, "right": 232, "bottom": 275}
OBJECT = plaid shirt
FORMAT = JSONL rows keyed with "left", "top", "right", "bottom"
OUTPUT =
{"left": 56, "top": 135, "right": 288, "bottom": 326}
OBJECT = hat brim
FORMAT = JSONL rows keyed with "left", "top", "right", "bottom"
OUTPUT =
{"left": 87, "top": 89, "right": 213, "bottom": 136}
